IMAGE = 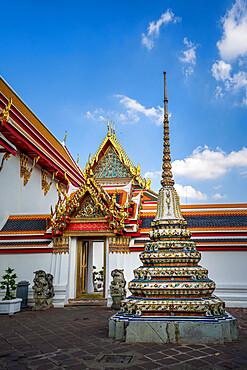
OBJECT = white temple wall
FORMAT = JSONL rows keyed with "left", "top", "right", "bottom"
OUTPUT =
{"left": 200, "top": 251, "right": 247, "bottom": 308}
{"left": 0, "top": 151, "right": 59, "bottom": 223}
{"left": 0, "top": 252, "right": 51, "bottom": 301}
{"left": 0, "top": 250, "right": 71, "bottom": 308}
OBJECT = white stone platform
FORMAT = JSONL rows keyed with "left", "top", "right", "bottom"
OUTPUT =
{"left": 109, "top": 312, "right": 238, "bottom": 344}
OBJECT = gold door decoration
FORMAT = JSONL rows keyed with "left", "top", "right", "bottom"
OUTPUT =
{"left": 52, "top": 236, "right": 69, "bottom": 254}
{"left": 109, "top": 236, "right": 131, "bottom": 253}
{"left": 77, "top": 240, "right": 88, "bottom": 296}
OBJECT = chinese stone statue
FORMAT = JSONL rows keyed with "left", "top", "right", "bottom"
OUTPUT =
{"left": 110, "top": 269, "right": 126, "bottom": 310}
{"left": 32, "top": 270, "right": 54, "bottom": 311}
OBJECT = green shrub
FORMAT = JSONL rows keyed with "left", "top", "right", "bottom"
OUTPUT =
{"left": 0, "top": 267, "right": 18, "bottom": 300}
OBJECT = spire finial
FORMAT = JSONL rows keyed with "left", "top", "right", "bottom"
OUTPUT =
{"left": 164, "top": 71, "right": 168, "bottom": 119}
{"left": 107, "top": 117, "right": 110, "bottom": 136}
{"left": 111, "top": 120, "right": 113, "bottom": 136}
{"left": 161, "top": 71, "right": 174, "bottom": 187}
{"left": 113, "top": 122, "right": 116, "bottom": 138}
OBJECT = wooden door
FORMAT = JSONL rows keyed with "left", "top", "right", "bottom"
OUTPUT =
{"left": 76, "top": 240, "right": 88, "bottom": 296}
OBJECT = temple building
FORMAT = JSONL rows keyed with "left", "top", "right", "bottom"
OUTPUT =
{"left": 0, "top": 76, "right": 246, "bottom": 308}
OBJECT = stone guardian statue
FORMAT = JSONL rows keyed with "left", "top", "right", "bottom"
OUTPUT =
{"left": 32, "top": 270, "right": 55, "bottom": 310}
{"left": 110, "top": 269, "right": 126, "bottom": 310}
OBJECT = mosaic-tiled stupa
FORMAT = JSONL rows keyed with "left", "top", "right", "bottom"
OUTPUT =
{"left": 109, "top": 72, "right": 238, "bottom": 343}
{"left": 120, "top": 72, "right": 225, "bottom": 318}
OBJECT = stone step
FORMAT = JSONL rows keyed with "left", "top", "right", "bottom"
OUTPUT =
{"left": 65, "top": 298, "right": 107, "bottom": 306}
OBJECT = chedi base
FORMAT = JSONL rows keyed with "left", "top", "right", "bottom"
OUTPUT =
{"left": 109, "top": 312, "right": 238, "bottom": 344}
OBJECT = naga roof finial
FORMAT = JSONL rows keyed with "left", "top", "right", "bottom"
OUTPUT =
{"left": 111, "top": 120, "right": 113, "bottom": 136}
{"left": 0, "top": 97, "right": 12, "bottom": 124}
{"left": 161, "top": 71, "right": 174, "bottom": 188}
{"left": 63, "top": 130, "right": 67, "bottom": 144}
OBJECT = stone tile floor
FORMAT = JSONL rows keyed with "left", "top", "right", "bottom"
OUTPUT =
{"left": 0, "top": 306, "right": 246, "bottom": 369}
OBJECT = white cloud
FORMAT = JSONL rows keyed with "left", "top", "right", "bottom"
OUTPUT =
{"left": 184, "top": 66, "right": 194, "bottom": 77}
{"left": 213, "top": 185, "right": 222, "bottom": 190}
{"left": 174, "top": 184, "right": 207, "bottom": 200}
{"left": 213, "top": 193, "right": 227, "bottom": 199}
{"left": 85, "top": 109, "right": 106, "bottom": 122}
{"left": 212, "top": 1, "right": 247, "bottom": 105}
{"left": 115, "top": 95, "right": 164, "bottom": 126}
{"left": 179, "top": 38, "right": 197, "bottom": 76}
{"left": 215, "top": 85, "right": 224, "bottom": 98}
{"left": 180, "top": 39, "right": 197, "bottom": 65}
{"left": 144, "top": 171, "right": 207, "bottom": 200}
{"left": 212, "top": 60, "right": 232, "bottom": 81}
{"left": 212, "top": 63, "right": 247, "bottom": 104}
{"left": 142, "top": 9, "right": 181, "bottom": 50}
{"left": 144, "top": 170, "right": 162, "bottom": 179}
{"left": 231, "top": 70, "right": 247, "bottom": 90}
{"left": 85, "top": 95, "right": 166, "bottom": 126}
{"left": 243, "top": 91, "right": 247, "bottom": 105}
{"left": 217, "top": 0, "right": 247, "bottom": 62}
{"left": 239, "top": 57, "right": 247, "bottom": 66}
{"left": 172, "top": 146, "right": 247, "bottom": 180}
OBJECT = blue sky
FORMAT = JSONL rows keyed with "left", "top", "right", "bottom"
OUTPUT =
{"left": 1, "top": 0, "right": 247, "bottom": 203}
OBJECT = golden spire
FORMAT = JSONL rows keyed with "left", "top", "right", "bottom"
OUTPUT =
{"left": 113, "top": 122, "right": 116, "bottom": 138}
{"left": 107, "top": 117, "right": 110, "bottom": 136}
{"left": 77, "top": 154, "right": 79, "bottom": 164}
{"left": 111, "top": 120, "right": 113, "bottom": 136}
{"left": 161, "top": 71, "right": 174, "bottom": 187}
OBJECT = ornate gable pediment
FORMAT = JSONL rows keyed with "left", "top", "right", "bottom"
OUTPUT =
{"left": 75, "top": 194, "right": 104, "bottom": 219}
{"left": 93, "top": 145, "right": 132, "bottom": 179}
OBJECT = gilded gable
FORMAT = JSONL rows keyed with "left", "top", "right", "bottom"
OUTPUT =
{"left": 93, "top": 145, "right": 132, "bottom": 179}
{"left": 75, "top": 195, "right": 104, "bottom": 218}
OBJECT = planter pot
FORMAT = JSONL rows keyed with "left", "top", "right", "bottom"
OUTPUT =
{"left": 0, "top": 298, "right": 22, "bottom": 315}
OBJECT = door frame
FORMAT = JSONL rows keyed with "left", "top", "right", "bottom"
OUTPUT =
{"left": 76, "top": 237, "right": 106, "bottom": 298}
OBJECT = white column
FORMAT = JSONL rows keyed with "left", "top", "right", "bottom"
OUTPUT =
{"left": 86, "top": 240, "right": 94, "bottom": 293}
{"left": 49, "top": 250, "right": 70, "bottom": 307}
{"left": 50, "top": 252, "right": 57, "bottom": 280}
{"left": 105, "top": 236, "right": 110, "bottom": 300}
{"left": 68, "top": 236, "right": 78, "bottom": 299}
{"left": 59, "top": 252, "right": 69, "bottom": 285}
{"left": 54, "top": 253, "right": 61, "bottom": 285}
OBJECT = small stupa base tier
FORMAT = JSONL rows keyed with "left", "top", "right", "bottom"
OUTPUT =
{"left": 134, "top": 265, "right": 208, "bottom": 280}
{"left": 109, "top": 312, "right": 238, "bottom": 344}
{"left": 121, "top": 295, "right": 224, "bottom": 317}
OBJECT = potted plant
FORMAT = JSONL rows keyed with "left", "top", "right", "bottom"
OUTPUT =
{"left": 93, "top": 266, "right": 104, "bottom": 292}
{"left": 0, "top": 267, "right": 22, "bottom": 315}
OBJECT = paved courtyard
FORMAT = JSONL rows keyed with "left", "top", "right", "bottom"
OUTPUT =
{"left": 0, "top": 306, "right": 246, "bottom": 370}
